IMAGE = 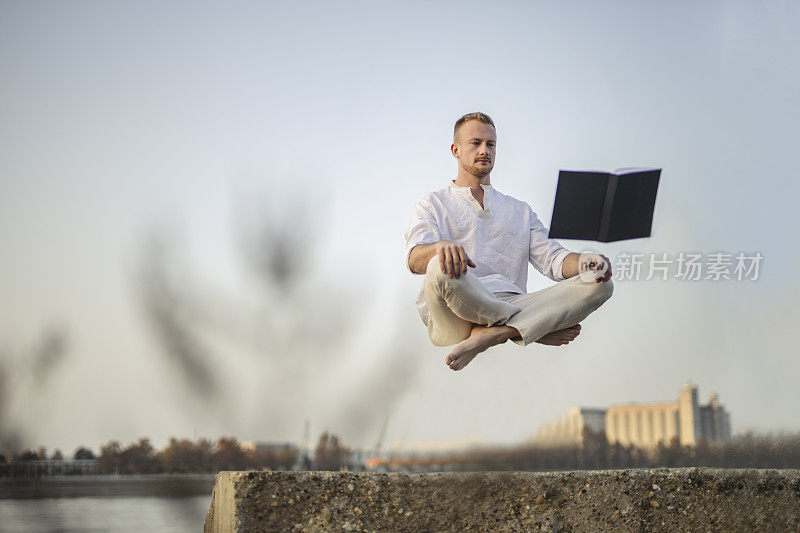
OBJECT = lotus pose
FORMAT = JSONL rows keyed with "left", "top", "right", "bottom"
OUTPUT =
{"left": 405, "top": 112, "right": 614, "bottom": 371}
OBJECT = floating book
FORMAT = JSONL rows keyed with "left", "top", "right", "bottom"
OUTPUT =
{"left": 548, "top": 167, "right": 661, "bottom": 242}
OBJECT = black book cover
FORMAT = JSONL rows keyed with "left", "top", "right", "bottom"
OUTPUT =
{"left": 547, "top": 168, "right": 661, "bottom": 242}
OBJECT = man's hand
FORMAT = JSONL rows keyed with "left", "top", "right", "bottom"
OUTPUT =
{"left": 436, "top": 240, "right": 476, "bottom": 279}
{"left": 578, "top": 253, "right": 612, "bottom": 283}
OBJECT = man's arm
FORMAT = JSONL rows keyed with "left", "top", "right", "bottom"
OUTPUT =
{"left": 527, "top": 205, "right": 611, "bottom": 283}
{"left": 408, "top": 241, "right": 476, "bottom": 278}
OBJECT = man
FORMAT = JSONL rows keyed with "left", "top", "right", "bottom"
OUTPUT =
{"left": 405, "top": 112, "right": 614, "bottom": 371}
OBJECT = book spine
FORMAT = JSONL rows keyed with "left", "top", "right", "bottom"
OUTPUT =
{"left": 597, "top": 173, "right": 618, "bottom": 242}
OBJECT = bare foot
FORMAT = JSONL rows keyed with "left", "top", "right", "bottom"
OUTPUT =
{"left": 535, "top": 324, "right": 581, "bottom": 346}
{"left": 445, "top": 325, "right": 517, "bottom": 371}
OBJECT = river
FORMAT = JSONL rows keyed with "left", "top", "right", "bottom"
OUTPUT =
{"left": 0, "top": 474, "right": 215, "bottom": 532}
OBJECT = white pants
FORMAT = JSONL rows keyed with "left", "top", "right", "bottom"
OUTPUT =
{"left": 424, "top": 255, "right": 614, "bottom": 346}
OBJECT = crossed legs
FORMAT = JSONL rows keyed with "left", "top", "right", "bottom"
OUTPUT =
{"left": 423, "top": 256, "right": 613, "bottom": 371}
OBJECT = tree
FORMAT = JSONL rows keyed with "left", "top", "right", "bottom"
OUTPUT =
{"left": 252, "top": 445, "right": 298, "bottom": 471}
{"left": 96, "top": 441, "right": 123, "bottom": 474}
{"left": 315, "top": 431, "right": 350, "bottom": 471}
{"left": 212, "top": 437, "right": 247, "bottom": 471}
{"left": 655, "top": 436, "right": 685, "bottom": 467}
{"left": 16, "top": 450, "right": 38, "bottom": 461}
{"left": 51, "top": 449, "right": 63, "bottom": 460}
{"left": 157, "top": 437, "right": 213, "bottom": 473}
{"left": 73, "top": 447, "right": 95, "bottom": 460}
{"left": 121, "top": 438, "right": 158, "bottom": 474}
{"left": 581, "top": 428, "right": 609, "bottom": 469}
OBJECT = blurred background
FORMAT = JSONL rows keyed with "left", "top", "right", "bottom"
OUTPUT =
{"left": 1, "top": 0, "right": 799, "bottom": 469}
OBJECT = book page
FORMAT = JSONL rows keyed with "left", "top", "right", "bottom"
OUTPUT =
{"left": 613, "top": 167, "right": 658, "bottom": 174}
{"left": 561, "top": 168, "right": 658, "bottom": 175}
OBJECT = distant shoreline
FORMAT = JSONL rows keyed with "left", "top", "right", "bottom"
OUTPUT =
{"left": 0, "top": 473, "right": 216, "bottom": 500}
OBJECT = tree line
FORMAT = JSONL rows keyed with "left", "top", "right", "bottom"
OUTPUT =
{"left": 412, "top": 431, "right": 800, "bottom": 471}
{"left": 1, "top": 436, "right": 299, "bottom": 475}
{"left": 0, "top": 432, "right": 351, "bottom": 476}
{"left": 5, "top": 430, "right": 800, "bottom": 475}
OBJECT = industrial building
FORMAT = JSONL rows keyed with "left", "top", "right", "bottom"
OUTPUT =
{"left": 534, "top": 384, "right": 731, "bottom": 449}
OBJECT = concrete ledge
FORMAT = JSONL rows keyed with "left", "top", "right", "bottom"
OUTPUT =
{"left": 204, "top": 469, "right": 800, "bottom": 532}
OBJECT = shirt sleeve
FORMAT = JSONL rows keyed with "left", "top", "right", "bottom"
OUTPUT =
{"left": 404, "top": 199, "right": 441, "bottom": 273}
{"left": 529, "top": 205, "right": 572, "bottom": 281}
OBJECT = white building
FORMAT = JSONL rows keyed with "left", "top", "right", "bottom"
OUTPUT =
{"left": 533, "top": 384, "right": 731, "bottom": 449}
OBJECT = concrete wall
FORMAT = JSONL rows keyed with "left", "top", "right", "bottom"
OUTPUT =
{"left": 205, "top": 469, "right": 800, "bottom": 532}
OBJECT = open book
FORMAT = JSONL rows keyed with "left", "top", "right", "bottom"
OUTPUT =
{"left": 547, "top": 167, "right": 661, "bottom": 242}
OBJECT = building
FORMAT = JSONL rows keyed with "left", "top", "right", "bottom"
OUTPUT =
{"left": 533, "top": 407, "right": 607, "bottom": 447}
{"left": 533, "top": 384, "right": 731, "bottom": 449}
{"left": 240, "top": 441, "right": 298, "bottom": 455}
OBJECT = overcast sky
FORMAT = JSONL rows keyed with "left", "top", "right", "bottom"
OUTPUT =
{"left": 1, "top": 0, "right": 798, "bottom": 455}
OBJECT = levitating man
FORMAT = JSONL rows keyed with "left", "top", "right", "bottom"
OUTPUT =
{"left": 405, "top": 112, "right": 614, "bottom": 371}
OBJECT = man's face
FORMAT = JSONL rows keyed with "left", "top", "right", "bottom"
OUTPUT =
{"left": 451, "top": 120, "right": 497, "bottom": 177}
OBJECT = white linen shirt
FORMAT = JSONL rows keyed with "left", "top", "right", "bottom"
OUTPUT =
{"left": 405, "top": 181, "right": 572, "bottom": 325}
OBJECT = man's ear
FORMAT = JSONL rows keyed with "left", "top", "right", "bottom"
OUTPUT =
{"left": 451, "top": 142, "right": 459, "bottom": 158}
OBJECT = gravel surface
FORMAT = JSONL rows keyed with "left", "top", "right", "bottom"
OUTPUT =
{"left": 205, "top": 468, "right": 800, "bottom": 532}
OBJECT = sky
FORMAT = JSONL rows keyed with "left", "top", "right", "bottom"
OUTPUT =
{"left": 1, "top": 0, "right": 799, "bottom": 456}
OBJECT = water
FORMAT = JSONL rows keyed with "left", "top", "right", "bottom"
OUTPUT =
{"left": 0, "top": 496, "right": 210, "bottom": 532}
{"left": 0, "top": 475, "right": 215, "bottom": 532}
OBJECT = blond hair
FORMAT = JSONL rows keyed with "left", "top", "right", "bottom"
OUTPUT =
{"left": 453, "top": 112, "right": 495, "bottom": 142}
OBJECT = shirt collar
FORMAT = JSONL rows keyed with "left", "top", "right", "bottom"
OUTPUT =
{"left": 449, "top": 180, "right": 492, "bottom": 217}
{"left": 449, "top": 180, "right": 493, "bottom": 191}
